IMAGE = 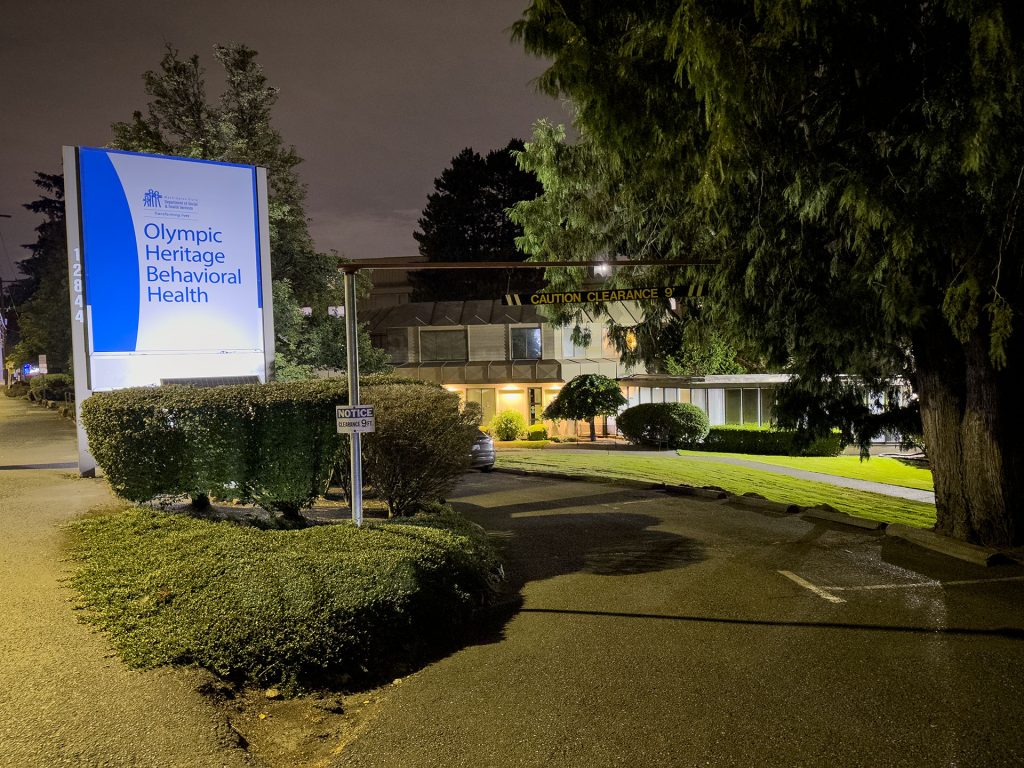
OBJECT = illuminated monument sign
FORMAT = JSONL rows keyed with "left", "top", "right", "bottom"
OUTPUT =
{"left": 63, "top": 147, "right": 275, "bottom": 473}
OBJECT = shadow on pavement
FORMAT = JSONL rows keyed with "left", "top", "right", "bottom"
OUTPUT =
{"left": 453, "top": 486, "right": 706, "bottom": 594}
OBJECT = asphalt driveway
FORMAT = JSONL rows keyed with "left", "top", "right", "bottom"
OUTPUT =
{"left": 333, "top": 471, "right": 1024, "bottom": 768}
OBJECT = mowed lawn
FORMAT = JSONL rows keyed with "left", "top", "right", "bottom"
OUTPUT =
{"left": 677, "top": 450, "right": 934, "bottom": 491}
{"left": 495, "top": 452, "right": 936, "bottom": 529}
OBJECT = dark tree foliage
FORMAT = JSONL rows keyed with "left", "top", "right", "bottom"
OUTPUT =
{"left": 513, "top": 1, "right": 1024, "bottom": 545}
{"left": 410, "top": 140, "right": 545, "bottom": 301}
{"left": 6, "top": 174, "right": 71, "bottom": 371}
{"left": 542, "top": 373, "right": 627, "bottom": 442}
{"left": 110, "top": 44, "right": 338, "bottom": 307}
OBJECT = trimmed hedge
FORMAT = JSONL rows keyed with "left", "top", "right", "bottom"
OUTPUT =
{"left": 526, "top": 423, "right": 548, "bottom": 441}
{"left": 691, "top": 425, "right": 843, "bottom": 456}
{"left": 81, "top": 375, "right": 477, "bottom": 516}
{"left": 4, "top": 381, "right": 29, "bottom": 398}
{"left": 617, "top": 402, "right": 711, "bottom": 448}
{"left": 66, "top": 506, "right": 502, "bottom": 688}
{"left": 81, "top": 380, "right": 348, "bottom": 512}
{"left": 29, "top": 373, "right": 75, "bottom": 402}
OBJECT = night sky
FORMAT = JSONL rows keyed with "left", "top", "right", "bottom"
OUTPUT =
{"left": 0, "top": 1, "right": 569, "bottom": 281}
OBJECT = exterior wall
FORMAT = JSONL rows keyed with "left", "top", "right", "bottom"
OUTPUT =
{"left": 620, "top": 383, "right": 779, "bottom": 429}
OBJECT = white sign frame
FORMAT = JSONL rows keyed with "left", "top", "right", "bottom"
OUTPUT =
{"left": 63, "top": 146, "right": 274, "bottom": 475}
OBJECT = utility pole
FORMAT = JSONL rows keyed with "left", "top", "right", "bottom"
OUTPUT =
{"left": 0, "top": 214, "right": 11, "bottom": 386}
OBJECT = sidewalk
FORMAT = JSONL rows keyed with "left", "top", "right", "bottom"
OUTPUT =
{"left": 0, "top": 395, "right": 250, "bottom": 768}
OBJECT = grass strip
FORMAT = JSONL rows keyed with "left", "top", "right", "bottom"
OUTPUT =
{"left": 65, "top": 508, "right": 502, "bottom": 689}
{"left": 496, "top": 453, "right": 936, "bottom": 529}
{"left": 677, "top": 450, "right": 934, "bottom": 491}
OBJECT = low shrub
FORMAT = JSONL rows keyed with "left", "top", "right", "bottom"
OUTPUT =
{"left": 66, "top": 506, "right": 502, "bottom": 689}
{"left": 692, "top": 425, "right": 843, "bottom": 456}
{"left": 4, "top": 381, "right": 29, "bottom": 398}
{"left": 346, "top": 383, "right": 479, "bottom": 517}
{"left": 617, "top": 402, "right": 711, "bottom": 448}
{"left": 29, "top": 373, "right": 75, "bottom": 402}
{"left": 526, "top": 423, "right": 548, "bottom": 441}
{"left": 490, "top": 409, "right": 528, "bottom": 441}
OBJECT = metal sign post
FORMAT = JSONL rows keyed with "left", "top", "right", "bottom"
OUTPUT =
{"left": 343, "top": 269, "right": 364, "bottom": 526}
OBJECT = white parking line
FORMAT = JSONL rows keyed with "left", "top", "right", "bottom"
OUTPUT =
{"left": 831, "top": 575, "right": 1024, "bottom": 591}
{"left": 778, "top": 570, "right": 846, "bottom": 603}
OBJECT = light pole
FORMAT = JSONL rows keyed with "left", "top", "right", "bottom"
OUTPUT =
{"left": 0, "top": 214, "right": 12, "bottom": 386}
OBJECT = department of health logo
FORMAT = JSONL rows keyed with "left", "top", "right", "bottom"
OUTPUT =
{"left": 143, "top": 189, "right": 163, "bottom": 208}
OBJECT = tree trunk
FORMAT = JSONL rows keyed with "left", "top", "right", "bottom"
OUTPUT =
{"left": 913, "top": 324, "right": 1024, "bottom": 547}
{"left": 589, "top": 417, "right": 597, "bottom": 442}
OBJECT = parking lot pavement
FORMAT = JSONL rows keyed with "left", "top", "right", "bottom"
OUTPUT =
{"left": 334, "top": 472, "right": 1024, "bottom": 768}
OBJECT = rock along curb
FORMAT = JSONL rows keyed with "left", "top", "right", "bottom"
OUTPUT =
{"left": 800, "top": 504, "right": 887, "bottom": 531}
{"left": 729, "top": 494, "right": 800, "bottom": 515}
{"left": 664, "top": 485, "right": 728, "bottom": 500}
{"left": 885, "top": 523, "right": 1003, "bottom": 567}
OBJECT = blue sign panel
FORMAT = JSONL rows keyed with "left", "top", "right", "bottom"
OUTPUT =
{"left": 76, "top": 148, "right": 269, "bottom": 389}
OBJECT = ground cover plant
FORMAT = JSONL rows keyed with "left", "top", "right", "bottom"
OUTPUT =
{"left": 677, "top": 451, "right": 934, "bottom": 492}
{"left": 688, "top": 426, "right": 843, "bottom": 457}
{"left": 496, "top": 453, "right": 935, "bottom": 528}
{"left": 66, "top": 507, "right": 502, "bottom": 690}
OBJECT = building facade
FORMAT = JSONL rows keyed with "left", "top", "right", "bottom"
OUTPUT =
{"left": 363, "top": 300, "right": 784, "bottom": 437}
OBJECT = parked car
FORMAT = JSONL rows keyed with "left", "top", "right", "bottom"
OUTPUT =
{"left": 470, "top": 429, "right": 496, "bottom": 471}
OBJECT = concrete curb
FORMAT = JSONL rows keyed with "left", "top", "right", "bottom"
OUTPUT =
{"left": 799, "top": 504, "right": 887, "bottom": 531}
{"left": 728, "top": 494, "right": 800, "bottom": 515}
{"left": 885, "top": 523, "right": 1004, "bottom": 566}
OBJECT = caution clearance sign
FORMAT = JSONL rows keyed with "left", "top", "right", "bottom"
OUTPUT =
{"left": 502, "top": 285, "right": 704, "bottom": 306}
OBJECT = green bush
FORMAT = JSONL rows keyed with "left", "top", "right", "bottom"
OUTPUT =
{"left": 81, "top": 380, "right": 348, "bottom": 512}
{"left": 353, "top": 383, "right": 479, "bottom": 516}
{"left": 66, "top": 506, "right": 502, "bottom": 689}
{"left": 490, "top": 409, "right": 528, "bottom": 441}
{"left": 4, "top": 381, "right": 29, "bottom": 398}
{"left": 29, "top": 373, "right": 74, "bottom": 402}
{"left": 526, "top": 423, "right": 548, "bottom": 441}
{"left": 81, "top": 374, "right": 476, "bottom": 516}
{"left": 617, "top": 402, "right": 711, "bottom": 448}
{"left": 692, "top": 425, "right": 842, "bottom": 456}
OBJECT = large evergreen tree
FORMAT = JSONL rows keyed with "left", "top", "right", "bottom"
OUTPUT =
{"left": 5, "top": 173, "right": 71, "bottom": 371}
{"left": 410, "top": 140, "right": 544, "bottom": 301}
{"left": 111, "top": 44, "right": 337, "bottom": 307}
{"left": 511, "top": 122, "right": 750, "bottom": 375}
{"left": 513, "top": 1, "right": 1024, "bottom": 546}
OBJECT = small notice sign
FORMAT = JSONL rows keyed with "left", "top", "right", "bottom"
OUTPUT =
{"left": 336, "top": 404, "right": 376, "bottom": 434}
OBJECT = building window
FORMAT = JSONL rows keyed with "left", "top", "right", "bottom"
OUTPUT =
{"left": 561, "top": 326, "right": 590, "bottom": 357}
{"left": 386, "top": 329, "right": 408, "bottom": 363}
{"left": 511, "top": 326, "right": 542, "bottom": 359}
{"left": 466, "top": 388, "right": 497, "bottom": 424}
{"left": 707, "top": 389, "right": 726, "bottom": 426}
{"left": 420, "top": 329, "right": 467, "bottom": 362}
{"left": 725, "top": 389, "right": 743, "bottom": 424}
{"left": 743, "top": 389, "right": 760, "bottom": 425}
